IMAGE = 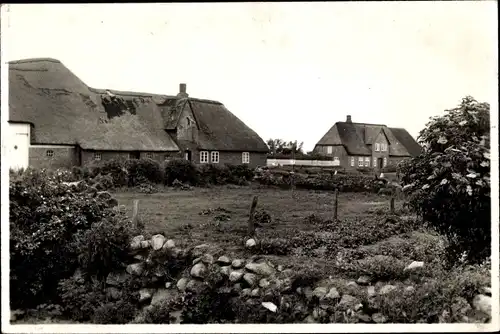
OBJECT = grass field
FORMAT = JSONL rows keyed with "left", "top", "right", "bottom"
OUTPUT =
{"left": 113, "top": 185, "right": 422, "bottom": 277}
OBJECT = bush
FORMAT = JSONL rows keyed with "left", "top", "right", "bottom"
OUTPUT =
{"left": 9, "top": 169, "right": 134, "bottom": 309}
{"left": 89, "top": 159, "right": 128, "bottom": 187}
{"left": 164, "top": 159, "right": 200, "bottom": 186}
{"left": 198, "top": 164, "right": 231, "bottom": 185}
{"left": 58, "top": 277, "right": 108, "bottom": 322}
{"left": 92, "top": 300, "right": 138, "bottom": 324}
{"left": 399, "top": 96, "right": 491, "bottom": 264}
{"left": 125, "top": 158, "right": 164, "bottom": 186}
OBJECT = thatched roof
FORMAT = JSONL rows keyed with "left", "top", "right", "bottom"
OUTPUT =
{"left": 316, "top": 120, "right": 420, "bottom": 157}
{"left": 8, "top": 58, "right": 179, "bottom": 151}
{"left": 188, "top": 99, "right": 269, "bottom": 152}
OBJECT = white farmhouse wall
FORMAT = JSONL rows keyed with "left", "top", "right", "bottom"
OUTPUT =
{"left": 266, "top": 159, "right": 341, "bottom": 167}
{"left": 7, "top": 123, "right": 31, "bottom": 170}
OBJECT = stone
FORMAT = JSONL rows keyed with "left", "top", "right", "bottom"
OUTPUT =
{"left": 133, "top": 254, "right": 144, "bottom": 261}
{"left": 201, "top": 253, "right": 214, "bottom": 264}
{"left": 296, "top": 287, "right": 303, "bottom": 295}
{"left": 481, "top": 286, "right": 492, "bottom": 296}
{"left": 325, "top": 287, "right": 341, "bottom": 300}
{"left": 151, "top": 234, "right": 166, "bottom": 250}
{"left": 190, "top": 263, "right": 207, "bottom": 278}
{"left": 130, "top": 235, "right": 145, "bottom": 250}
{"left": 404, "top": 261, "right": 424, "bottom": 271}
{"left": 163, "top": 239, "right": 176, "bottom": 249}
{"left": 140, "top": 240, "right": 151, "bottom": 249}
{"left": 186, "top": 279, "right": 205, "bottom": 293}
{"left": 165, "top": 282, "right": 173, "bottom": 289}
{"left": 233, "top": 283, "right": 243, "bottom": 293}
{"left": 243, "top": 273, "right": 258, "bottom": 287}
{"left": 229, "top": 270, "right": 244, "bottom": 282}
{"left": 357, "top": 312, "right": 372, "bottom": 323}
{"left": 338, "top": 294, "right": 360, "bottom": 309}
{"left": 106, "top": 287, "right": 123, "bottom": 300}
{"left": 176, "top": 278, "right": 188, "bottom": 292}
{"left": 379, "top": 284, "right": 397, "bottom": 295}
{"left": 220, "top": 266, "right": 231, "bottom": 276}
{"left": 231, "top": 259, "right": 245, "bottom": 268}
{"left": 357, "top": 275, "right": 372, "bottom": 285}
{"left": 251, "top": 288, "right": 260, "bottom": 297}
{"left": 304, "top": 286, "right": 313, "bottom": 301}
{"left": 245, "top": 262, "right": 276, "bottom": 276}
{"left": 259, "top": 278, "right": 271, "bottom": 289}
{"left": 217, "top": 255, "right": 232, "bottom": 265}
{"left": 138, "top": 288, "right": 153, "bottom": 303}
{"left": 10, "top": 309, "right": 25, "bottom": 322}
{"left": 241, "top": 288, "right": 252, "bottom": 297}
{"left": 246, "top": 238, "right": 257, "bottom": 248}
{"left": 312, "top": 286, "right": 328, "bottom": 299}
{"left": 126, "top": 263, "right": 145, "bottom": 276}
{"left": 472, "top": 294, "right": 491, "bottom": 315}
{"left": 303, "top": 315, "right": 318, "bottom": 323}
{"left": 367, "top": 286, "right": 376, "bottom": 298}
{"left": 346, "top": 281, "right": 358, "bottom": 288}
{"left": 405, "top": 286, "right": 415, "bottom": 293}
{"left": 277, "top": 265, "right": 284, "bottom": 272}
{"left": 281, "top": 269, "right": 294, "bottom": 277}
{"left": 193, "top": 257, "right": 202, "bottom": 265}
{"left": 262, "top": 302, "right": 278, "bottom": 313}
{"left": 106, "top": 271, "right": 130, "bottom": 286}
{"left": 372, "top": 312, "right": 388, "bottom": 323}
{"left": 151, "top": 288, "right": 172, "bottom": 306}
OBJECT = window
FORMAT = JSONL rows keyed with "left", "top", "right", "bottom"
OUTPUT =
{"left": 327, "top": 146, "right": 333, "bottom": 154}
{"left": 46, "top": 150, "right": 54, "bottom": 157}
{"left": 333, "top": 157, "right": 340, "bottom": 166}
{"left": 358, "top": 157, "right": 364, "bottom": 167}
{"left": 375, "top": 143, "right": 380, "bottom": 151}
{"left": 145, "top": 152, "right": 154, "bottom": 159}
{"left": 381, "top": 143, "right": 387, "bottom": 152}
{"left": 242, "top": 152, "right": 250, "bottom": 164}
{"left": 350, "top": 157, "right": 355, "bottom": 167}
{"left": 373, "top": 157, "right": 377, "bottom": 167}
{"left": 94, "top": 152, "right": 102, "bottom": 161}
{"left": 200, "top": 151, "right": 209, "bottom": 163}
{"left": 383, "top": 157, "right": 387, "bottom": 167}
{"left": 364, "top": 157, "right": 370, "bottom": 167}
{"left": 211, "top": 151, "right": 219, "bottom": 163}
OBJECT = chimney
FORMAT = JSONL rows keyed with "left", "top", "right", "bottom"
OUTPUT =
{"left": 178, "top": 83, "right": 188, "bottom": 97}
{"left": 346, "top": 115, "right": 352, "bottom": 123}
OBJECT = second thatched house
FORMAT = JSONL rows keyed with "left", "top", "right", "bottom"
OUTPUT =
{"left": 7, "top": 58, "right": 268, "bottom": 170}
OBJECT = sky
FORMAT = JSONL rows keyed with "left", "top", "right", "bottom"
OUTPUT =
{"left": 1, "top": 2, "right": 498, "bottom": 152}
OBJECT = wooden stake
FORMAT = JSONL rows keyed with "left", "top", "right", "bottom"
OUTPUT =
{"left": 247, "top": 196, "right": 259, "bottom": 236}
{"left": 333, "top": 188, "right": 339, "bottom": 221}
{"left": 390, "top": 196, "right": 395, "bottom": 215}
{"left": 132, "top": 199, "right": 143, "bottom": 229}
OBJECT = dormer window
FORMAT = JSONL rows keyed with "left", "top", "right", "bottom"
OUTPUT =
{"left": 375, "top": 143, "right": 380, "bottom": 151}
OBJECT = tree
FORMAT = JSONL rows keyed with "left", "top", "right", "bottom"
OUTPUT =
{"left": 267, "top": 139, "right": 304, "bottom": 155}
{"left": 398, "top": 96, "right": 491, "bottom": 264}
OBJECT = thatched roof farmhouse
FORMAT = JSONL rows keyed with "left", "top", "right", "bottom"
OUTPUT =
{"left": 7, "top": 58, "right": 268, "bottom": 170}
{"left": 313, "top": 115, "right": 421, "bottom": 170}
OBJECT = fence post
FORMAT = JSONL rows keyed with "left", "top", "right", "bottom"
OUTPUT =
{"left": 248, "top": 196, "right": 259, "bottom": 237}
{"left": 390, "top": 192, "right": 395, "bottom": 215}
{"left": 132, "top": 199, "right": 143, "bottom": 229}
{"left": 333, "top": 188, "right": 339, "bottom": 221}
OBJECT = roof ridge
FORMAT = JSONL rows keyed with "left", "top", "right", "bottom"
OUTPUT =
{"left": 189, "top": 97, "right": 223, "bottom": 105}
{"left": 8, "top": 58, "right": 62, "bottom": 64}
{"left": 337, "top": 121, "right": 387, "bottom": 127}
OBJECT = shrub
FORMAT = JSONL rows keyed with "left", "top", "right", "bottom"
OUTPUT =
{"left": 92, "top": 300, "right": 138, "bottom": 324}
{"left": 198, "top": 164, "right": 231, "bottom": 185}
{"left": 164, "top": 159, "right": 199, "bottom": 186}
{"left": 399, "top": 96, "right": 491, "bottom": 264}
{"left": 125, "top": 158, "right": 164, "bottom": 186}
{"left": 9, "top": 169, "right": 133, "bottom": 309}
{"left": 226, "top": 164, "right": 255, "bottom": 181}
{"left": 58, "top": 277, "right": 108, "bottom": 322}
{"left": 72, "top": 215, "right": 137, "bottom": 282}
{"left": 89, "top": 158, "right": 129, "bottom": 187}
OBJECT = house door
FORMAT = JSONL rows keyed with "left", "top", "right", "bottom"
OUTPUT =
{"left": 185, "top": 150, "right": 192, "bottom": 161}
{"left": 10, "top": 132, "right": 30, "bottom": 170}
{"left": 377, "top": 158, "right": 383, "bottom": 169}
